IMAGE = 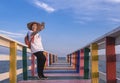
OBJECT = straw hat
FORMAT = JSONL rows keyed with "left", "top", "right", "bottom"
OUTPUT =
{"left": 27, "top": 21, "right": 44, "bottom": 31}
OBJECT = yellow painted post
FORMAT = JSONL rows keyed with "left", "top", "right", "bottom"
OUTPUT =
{"left": 91, "top": 43, "right": 99, "bottom": 83}
{"left": 9, "top": 42, "right": 17, "bottom": 83}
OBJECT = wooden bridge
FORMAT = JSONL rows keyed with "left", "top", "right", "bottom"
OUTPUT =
{"left": 0, "top": 26, "right": 120, "bottom": 83}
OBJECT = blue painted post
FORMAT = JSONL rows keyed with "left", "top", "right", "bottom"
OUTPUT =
{"left": 76, "top": 50, "right": 80, "bottom": 73}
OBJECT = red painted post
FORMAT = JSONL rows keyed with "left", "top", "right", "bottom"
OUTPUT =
{"left": 80, "top": 49, "right": 84, "bottom": 77}
{"left": 106, "top": 37, "right": 116, "bottom": 83}
{"left": 31, "top": 54, "right": 35, "bottom": 76}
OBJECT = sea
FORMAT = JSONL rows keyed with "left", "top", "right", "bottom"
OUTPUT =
{"left": 0, "top": 46, "right": 120, "bottom": 83}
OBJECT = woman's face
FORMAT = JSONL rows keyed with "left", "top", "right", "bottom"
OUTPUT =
{"left": 32, "top": 23, "right": 37, "bottom": 31}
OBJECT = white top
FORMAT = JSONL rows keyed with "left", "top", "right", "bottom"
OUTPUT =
{"left": 28, "top": 30, "right": 44, "bottom": 53}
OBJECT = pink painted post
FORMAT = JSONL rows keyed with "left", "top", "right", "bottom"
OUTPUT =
{"left": 31, "top": 54, "right": 35, "bottom": 76}
{"left": 80, "top": 49, "right": 84, "bottom": 77}
{"left": 45, "top": 52, "right": 48, "bottom": 67}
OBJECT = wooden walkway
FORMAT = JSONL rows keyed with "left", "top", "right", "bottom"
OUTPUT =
{"left": 18, "top": 59, "right": 91, "bottom": 83}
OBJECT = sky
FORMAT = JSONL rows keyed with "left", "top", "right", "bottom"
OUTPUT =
{"left": 0, "top": 0, "right": 120, "bottom": 56}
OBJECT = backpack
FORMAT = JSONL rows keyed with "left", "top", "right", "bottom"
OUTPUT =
{"left": 24, "top": 33, "right": 34, "bottom": 48}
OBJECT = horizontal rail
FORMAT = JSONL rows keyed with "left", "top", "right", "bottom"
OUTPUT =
{"left": 0, "top": 65, "right": 37, "bottom": 81}
{"left": 99, "top": 71, "right": 120, "bottom": 82}
{"left": 67, "top": 26, "right": 120, "bottom": 83}
{"left": 0, "top": 34, "right": 30, "bottom": 52}
{"left": 74, "top": 26, "right": 120, "bottom": 51}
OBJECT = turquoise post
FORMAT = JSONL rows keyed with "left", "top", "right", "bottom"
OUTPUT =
{"left": 22, "top": 46, "right": 28, "bottom": 80}
{"left": 84, "top": 48, "right": 90, "bottom": 79}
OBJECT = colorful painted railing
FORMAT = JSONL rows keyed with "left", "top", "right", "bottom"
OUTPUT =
{"left": 0, "top": 34, "right": 31, "bottom": 83}
{"left": 67, "top": 27, "right": 120, "bottom": 83}
{"left": 0, "top": 34, "right": 58, "bottom": 83}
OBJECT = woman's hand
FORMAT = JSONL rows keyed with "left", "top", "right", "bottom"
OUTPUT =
{"left": 43, "top": 51, "right": 48, "bottom": 56}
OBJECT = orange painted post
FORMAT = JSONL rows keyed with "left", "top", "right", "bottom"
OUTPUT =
{"left": 80, "top": 49, "right": 84, "bottom": 77}
{"left": 91, "top": 43, "right": 99, "bottom": 83}
{"left": 106, "top": 37, "right": 116, "bottom": 83}
{"left": 73, "top": 53, "right": 76, "bottom": 69}
{"left": 9, "top": 42, "right": 17, "bottom": 83}
{"left": 31, "top": 54, "right": 35, "bottom": 76}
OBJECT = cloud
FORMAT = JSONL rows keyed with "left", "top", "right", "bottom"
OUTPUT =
{"left": 0, "top": 30, "right": 24, "bottom": 38}
{"left": 109, "top": 18, "right": 120, "bottom": 22}
{"left": 33, "top": 0, "right": 55, "bottom": 13}
{"left": 42, "top": 0, "right": 120, "bottom": 24}
{"left": 106, "top": 0, "right": 120, "bottom": 3}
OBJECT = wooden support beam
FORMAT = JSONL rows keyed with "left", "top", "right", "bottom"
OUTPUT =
{"left": 91, "top": 43, "right": 99, "bottom": 83}
{"left": 9, "top": 42, "right": 17, "bottom": 83}
{"left": 106, "top": 37, "right": 116, "bottom": 83}
{"left": 84, "top": 48, "right": 90, "bottom": 79}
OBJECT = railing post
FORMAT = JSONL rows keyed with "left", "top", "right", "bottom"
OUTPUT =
{"left": 76, "top": 50, "right": 80, "bottom": 73}
{"left": 49, "top": 54, "right": 51, "bottom": 65}
{"left": 84, "top": 48, "right": 90, "bottom": 79}
{"left": 22, "top": 46, "right": 28, "bottom": 80}
{"left": 91, "top": 43, "right": 99, "bottom": 83}
{"left": 31, "top": 54, "right": 35, "bottom": 76}
{"left": 80, "top": 49, "right": 84, "bottom": 77}
{"left": 106, "top": 37, "right": 116, "bottom": 83}
{"left": 70, "top": 54, "right": 72, "bottom": 66}
{"left": 9, "top": 41, "right": 17, "bottom": 83}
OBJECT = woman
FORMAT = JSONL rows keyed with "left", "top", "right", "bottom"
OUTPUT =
{"left": 27, "top": 21, "right": 47, "bottom": 79}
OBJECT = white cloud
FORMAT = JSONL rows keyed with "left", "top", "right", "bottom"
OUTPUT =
{"left": 109, "top": 18, "right": 120, "bottom": 22}
{"left": 106, "top": 0, "right": 120, "bottom": 3}
{"left": 43, "top": 0, "right": 120, "bottom": 24}
{"left": 0, "top": 30, "right": 24, "bottom": 38}
{"left": 33, "top": 0, "right": 55, "bottom": 13}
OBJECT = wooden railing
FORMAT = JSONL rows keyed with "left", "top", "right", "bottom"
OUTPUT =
{"left": 67, "top": 26, "right": 120, "bottom": 83}
{"left": 0, "top": 34, "right": 30, "bottom": 83}
{"left": 0, "top": 34, "right": 58, "bottom": 83}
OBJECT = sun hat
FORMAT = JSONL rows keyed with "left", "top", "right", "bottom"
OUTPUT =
{"left": 27, "top": 21, "right": 44, "bottom": 31}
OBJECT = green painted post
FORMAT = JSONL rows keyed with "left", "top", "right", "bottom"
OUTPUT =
{"left": 84, "top": 48, "right": 90, "bottom": 79}
{"left": 22, "top": 46, "right": 28, "bottom": 80}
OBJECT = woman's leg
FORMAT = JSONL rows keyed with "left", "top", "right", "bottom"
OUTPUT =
{"left": 34, "top": 51, "right": 46, "bottom": 77}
